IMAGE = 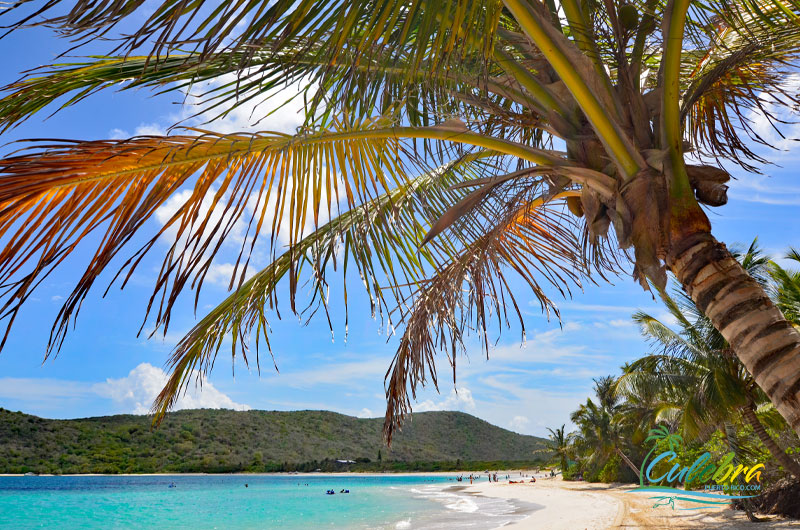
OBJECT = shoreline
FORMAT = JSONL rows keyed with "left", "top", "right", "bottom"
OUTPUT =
{"left": 0, "top": 470, "right": 493, "bottom": 477}
{"left": 462, "top": 476, "right": 800, "bottom": 529}
{"left": 4, "top": 472, "right": 798, "bottom": 528}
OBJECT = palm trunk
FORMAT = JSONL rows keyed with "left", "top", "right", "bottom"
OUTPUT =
{"left": 742, "top": 403, "right": 800, "bottom": 479}
{"left": 616, "top": 447, "right": 640, "bottom": 479}
{"left": 667, "top": 232, "right": 800, "bottom": 437}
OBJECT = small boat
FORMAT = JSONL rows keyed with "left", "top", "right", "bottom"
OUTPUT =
{"left": 168, "top": 483, "right": 177, "bottom": 488}
{"left": 325, "top": 489, "right": 335, "bottom": 495}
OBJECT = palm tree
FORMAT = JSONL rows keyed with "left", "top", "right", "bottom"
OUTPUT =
{"left": 546, "top": 424, "right": 570, "bottom": 473}
{"left": 571, "top": 376, "right": 641, "bottom": 479}
{"left": 619, "top": 242, "right": 800, "bottom": 477}
{"left": 770, "top": 249, "right": 800, "bottom": 325}
{"left": 0, "top": 0, "right": 799, "bottom": 437}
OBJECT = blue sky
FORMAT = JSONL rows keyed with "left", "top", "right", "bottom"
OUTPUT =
{"left": 1, "top": 19, "right": 800, "bottom": 438}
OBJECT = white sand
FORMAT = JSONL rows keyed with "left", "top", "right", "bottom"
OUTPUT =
{"left": 465, "top": 475, "right": 618, "bottom": 529}
{"left": 463, "top": 475, "right": 800, "bottom": 529}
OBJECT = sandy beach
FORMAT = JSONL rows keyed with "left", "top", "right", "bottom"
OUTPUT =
{"left": 462, "top": 475, "right": 800, "bottom": 529}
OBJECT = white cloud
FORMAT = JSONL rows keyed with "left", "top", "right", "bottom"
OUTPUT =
{"left": 94, "top": 362, "right": 250, "bottom": 414}
{"left": 655, "top": 311, "right": 680, "bottom": 327}
{"left": 115, "top": 71, "right": 311, "bottom": 140}
{"left": 551, "top": 302, "right": 638, "bottom": 313}
{"left": 152, "top": 187, "right": 254, "bottom": 290}
{"left": 509, "top": 415, "right": 529, "bottom": 432}
{"left": 609, "top": 319, "right": 634, "bottom": 328}
{"left": 183, "top": 74, "right": 310, "bottom": 134}
{"left": 357, "top": 408, "right": 373, "bottom": 418}
{"left": 478, "top": 375, "right": 591, "bottom": 433}
{"left": 51, "top": 295, "right": 63, "bottom": 302}
{"left": 744, "top": 74, "right": 800, "bottom": 153}
{"left": 263, "top": 357, "right": 389, "bottom": 389}
{"left": 108, "top": 123, "right": 168, "bottom": 138}
{"left": 204, "top": 262, "right": 254, "bottom": 287}
{"left": 155, "top": 187, "right": 246, "bottom": 246}
{"left": 416, "top": 387, "right": 476, "bottom": 412}
{"left": 134, "top": 123, "right": 167, "bottom": 136}
{"left": 0, "top": 378, "right": 95, "bottom": 402}
{"left": 732, "top": 194, "right": 800, "bottom": 206}
{"left": 486, "top": 324, "right": 589, "bottom": 364}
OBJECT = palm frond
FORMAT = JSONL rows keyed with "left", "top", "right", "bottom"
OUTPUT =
{"left": 770, "top": 258, "right": 800, "bottom": 323}
{"left": 0, "top": 121, "right": 423, "bottom": 353}
{"left": 383, "top": 186, "right": 589, "bottom": 440}
{"left": 632, "top": 310, "right": 705, "bottom": 360}
{"left": 0, "top": 43, "right": 531, "bottom": 137}
{"left": 682, "top": 0, "right": 800, "bottom": 168}
{"left": 2, "top": 0, "right": 505, "bottom": 83}
{"left": 151, "top": 153, "right": 487, "bottom": 418}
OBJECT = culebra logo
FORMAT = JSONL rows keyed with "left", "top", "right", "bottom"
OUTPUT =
{"left": 629, "top": 425, "right": 765, "bottom": 510}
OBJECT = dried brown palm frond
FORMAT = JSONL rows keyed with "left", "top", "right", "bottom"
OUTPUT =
{"left": 680, "top": 19, "right": 800, "bottom": 169}
{"left": 383, "top": 185, "right": 587, "bottom": 441}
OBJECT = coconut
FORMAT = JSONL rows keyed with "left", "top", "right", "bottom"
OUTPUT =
{"left": 619, "top": 4, "right": 639, "bottom": 31}
{"left": 566, "top": 196, "right": 584, "bottom": 218}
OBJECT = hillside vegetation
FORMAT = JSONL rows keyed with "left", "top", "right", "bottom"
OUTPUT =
{"left": 0, "top": 408, "right": 549, "bottom": 474}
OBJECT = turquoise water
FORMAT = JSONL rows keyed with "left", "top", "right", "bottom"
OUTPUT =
{"left": 0, "top": 475, "right": 534, "bottom": 529}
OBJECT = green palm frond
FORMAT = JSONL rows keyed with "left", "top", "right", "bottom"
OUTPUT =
{"left": 770, "top": 255, "right": 800, "bottom": 323}
{"left": 2, "top": 0, "right": 506, "bottom": 80}
{"left": 633, "top": 310, "right": 704, "bottom": 360}
{"left": 754, "top": 402, "right": 793, "bottom": 432}
{"left": 0, "top": 43, "right": 532, "bottom": 136}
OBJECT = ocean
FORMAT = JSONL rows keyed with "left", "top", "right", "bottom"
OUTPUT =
{"left": 0, "top": 474, "right": 536, "bottom": 529}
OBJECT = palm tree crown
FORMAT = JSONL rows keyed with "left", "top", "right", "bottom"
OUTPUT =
{"left": 1, "top": 0, "right": 800, "bottom": 437}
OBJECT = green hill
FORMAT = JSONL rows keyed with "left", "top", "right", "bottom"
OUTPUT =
{"left": 0, "top": 408, "right": 551, "bottom": 474}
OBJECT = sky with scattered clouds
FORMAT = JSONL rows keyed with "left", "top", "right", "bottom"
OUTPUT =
{"left": 1, "top": 20, "right": 800, "bottom": 438}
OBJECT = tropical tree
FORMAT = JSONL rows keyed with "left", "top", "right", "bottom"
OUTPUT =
{"left": 618, "top": 242, "right": 800, "bottom": 477}
{"left": 771, "top": 249, "right": 800, "bottom": 325}
{"left": 0, "top": 0, "right": 800, "bottom": 437}
{"left": 570, "top": 376, "right": 641, "bottom": 479}
{"left": 546, "top": 424, "right": 570, "bottom": 472}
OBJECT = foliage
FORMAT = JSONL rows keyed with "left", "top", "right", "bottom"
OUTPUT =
{"left": 545, "top": 424, "right": 570, "bottom": 472}
{"left": 561, "top": 461, "right": 581, "bottom": 481}
{"left": 567, "top": 376, "right": 643, "bottom": 481}
{"left": 0, "top": 408, "right": 550, "bottom": 475}
{"left": 597, "top": 454, "right": 622, "bottom": 483}
{"left": 1, "top": 0, "right": 800, "bottom": 437}
{"left": 617, "top": 241, "right": 800, "bottom": 478}
{"left": 563, "top": 242, "right": 800, "bottom": 484}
